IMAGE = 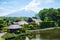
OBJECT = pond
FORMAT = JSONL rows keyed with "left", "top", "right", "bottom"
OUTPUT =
{"left": 6, "top": 29, "right": 60, "bottom": 40}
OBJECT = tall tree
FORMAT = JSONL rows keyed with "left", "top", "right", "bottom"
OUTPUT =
{"left": 36, "top": 8, "right": 60, "bottom": 22}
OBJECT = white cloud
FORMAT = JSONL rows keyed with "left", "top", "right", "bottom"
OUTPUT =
{"left": 0, "top": 0, "right": 54, "bottom": 16}
{"left": 0, "top": 0, "right": 41, "bottom": 16}
{"left": 22, "top": 0, "right": 54, "bottom": 13}
{"left": 23, "top": 0, "right": 41, "bottom": 13}
{"left": 0, "top": 7, "right": 24, "bottom": 16}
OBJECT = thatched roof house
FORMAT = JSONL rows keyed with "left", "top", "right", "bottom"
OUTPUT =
{"left": 7, "top": 24, "right": 22, "bottom": 33}
{"left": 11, "top": 20, "right": 28, "bottom": 25}
{"left": 8, "top": 25, "right": 22, "bottom": 29}
{"left": 32, "top": 17, "right": 42, "bottom": 25}
{"left": 18, "top": 20, "right": 28, "bottom": 25}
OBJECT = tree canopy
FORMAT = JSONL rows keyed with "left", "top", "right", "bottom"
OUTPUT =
{"left": 36, "top": 8, "right": 60, "bottom": 22}
{"left": 36, "top": 8, "right": 60, "bottom": 27}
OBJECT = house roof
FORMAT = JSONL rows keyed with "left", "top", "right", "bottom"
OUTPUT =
{"left": 32, "top": 17, "right": 37, "bottom": 19}
{"left": 32, "top": 18, "right": 42, "bottom": 22}
{"left": 8, "top": 25, "right": 22, "bottom": 29}
{"left": 18, "top": 20, "right": 28, "bottom": 25}
{"left": 32, "top": 18, "right": 42, "bottom": 24}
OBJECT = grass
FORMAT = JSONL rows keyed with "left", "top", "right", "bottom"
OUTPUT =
{"left": 0, "top": 37, "right": 5, "bottom": 40}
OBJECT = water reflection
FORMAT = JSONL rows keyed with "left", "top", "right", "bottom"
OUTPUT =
{"left": 40, "top": 29, "right": 60, "bottom": 39}
{"left": 8, "top": 29, "right": 60, "bottom": 40}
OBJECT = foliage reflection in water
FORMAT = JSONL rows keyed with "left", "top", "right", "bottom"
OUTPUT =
{"left": 7, "top": 29, "right": 60, "bottom": 40}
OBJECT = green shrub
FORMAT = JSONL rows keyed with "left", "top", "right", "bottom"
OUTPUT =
{"left": 40, "top": 21, "right": 55, "bottom": 28}
{"left": 57, "top": 21, "right": 60, "bottom": 27}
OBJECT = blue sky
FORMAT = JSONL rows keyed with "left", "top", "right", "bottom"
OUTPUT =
{"left": 0, "top": 0, "right": 60, "bottom": 17}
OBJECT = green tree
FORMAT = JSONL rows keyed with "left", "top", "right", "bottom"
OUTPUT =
{"left": 36, "top": 8, "right": 48, "bottom": 21}
{"left": 36, "top": 8, "right": 60, "bottom": 27}
{"left": 36, "top": 8, "right": 60, "bottom": 22}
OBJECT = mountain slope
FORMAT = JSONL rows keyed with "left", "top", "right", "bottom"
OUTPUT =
{"left": 6, "top": 10, "right": 36, "bottom": 17}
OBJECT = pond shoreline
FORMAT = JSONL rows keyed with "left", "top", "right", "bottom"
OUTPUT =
{"left": 3, "top": 27, "right": 60, "bottom": 39}
{"left": 26, "top": 27, "right": 60, "bottom": 33}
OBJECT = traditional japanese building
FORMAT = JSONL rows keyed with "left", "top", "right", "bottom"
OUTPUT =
{"left": 18, "top": 20, "right": 28, "bottom": 25}
{"left": 32, "top": 17, "right": 42, "bottom": 25}
{"left": 7, "top": 24, "right": 22, "bottom": 34}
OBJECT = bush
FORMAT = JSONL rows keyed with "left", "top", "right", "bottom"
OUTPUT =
{"left": 40, "top": 21, "right": 55, "bottom": 28}
{"left": 57, "top": 21, "right": 60, "bottom": 27}
{"left": 28, "top": 25, "right": 34, "bottom": 30}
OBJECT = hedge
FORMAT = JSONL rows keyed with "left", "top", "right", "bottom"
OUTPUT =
{"left": 39, "top": 21, "right": 55, "bottom": 28}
